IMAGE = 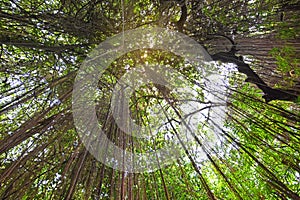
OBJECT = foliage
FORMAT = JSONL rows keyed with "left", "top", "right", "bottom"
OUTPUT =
{"left": 0, "top": 0, "right": 299, "bottom": 199}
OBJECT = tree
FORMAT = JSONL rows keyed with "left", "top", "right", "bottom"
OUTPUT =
{"left": 0, "top": 0, "right": 299, "bottom": 199}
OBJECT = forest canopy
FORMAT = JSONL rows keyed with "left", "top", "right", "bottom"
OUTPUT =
{"left": 0, "top": 0, "right": 300, "bottom": 199}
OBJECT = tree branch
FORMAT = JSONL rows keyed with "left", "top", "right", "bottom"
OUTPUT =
{"left": 176, "top": 1, "right": 187, "bottom": 32}
{"left": 210, "top": 36, "right": 298, "bottom": 103}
